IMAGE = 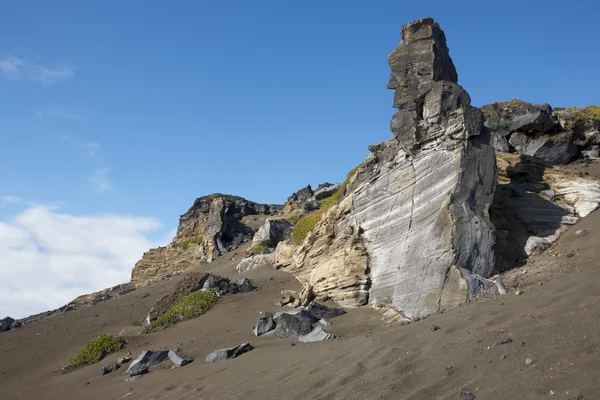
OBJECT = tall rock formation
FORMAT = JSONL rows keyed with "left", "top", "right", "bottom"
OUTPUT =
{"left": 274, "top": 18, "right": 497, "bottom": 320}
{"left": 131, "top": 194, "right": 282, "bottom": 286}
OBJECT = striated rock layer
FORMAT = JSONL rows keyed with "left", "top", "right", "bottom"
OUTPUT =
{"left": 274, "top": 18, "right": 497, "bottom": 320}
{"left": 131, "top": 194, "right": 281, "bottom": 286}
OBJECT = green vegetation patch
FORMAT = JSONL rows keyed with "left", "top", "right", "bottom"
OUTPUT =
{"left": 181, "top": 236, "right": 203, "bottom": 250}
{"left": 292, "top": 208, "right": 327, "bottom": 245}
{"left": 252, "top": 243, "right": 269, "bottom": 255}
{"left": 142, "top": 289, "right": 218, "bottom": 333}
{"left": 67, "top": 333, "right": 124, "bottom": 368}
{"left": 286, "top": 215, "right": 300, "bottom": 224}
{"left": 566, "top": 105, "right": 600, "bottom": 121}
{"left": 292, "top": 162, "right": 366, "bottom": 245}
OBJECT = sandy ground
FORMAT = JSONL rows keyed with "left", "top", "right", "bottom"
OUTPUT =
{"left": 2, "top": 212, "right": 600, "bottom": 399}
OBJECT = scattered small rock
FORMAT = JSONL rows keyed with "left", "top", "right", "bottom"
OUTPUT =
{"left": 501, "top": 355, "right": 507, "bottom": 359}
{"left": 123, "top": 375, "right": 143, "bottom": 382}
{"left": 429, "top": 324, "right": 441, "bottom": 331}
{"left": 83, "top": 381, "right": 90, "bottom": 386}
{"left": 121, "top": 393, "right": 134, "bottom": 399}
{"left": 101, "top": 363, "right": 120, "bottom": 375}
{"left": 575, "top": 229, "right": 589, "bottom": 238}
{"left": 496, "top": 337, "right": 513, "bottom": 345}
{"left": 514, "top": 290, "right": 523, "bottom": 296}
{"left": 118, "top": 356, "right": 131, "bottom": 364}
{"left": 512, "top": 279, "right": 519, "bottom": 288}
{"left": 566, "top": 252, "right": 575, "bottom": 258}
{"left": 459, "top": 391, "right": 476, "bottom": 400}
{"left": 443, "top": 366, "right": 454, "bottom": 377}
{"left": 299, "top": 326, "right": 339, "bottom": 343}
{"left": 525, "top": 358, "right": 534, "bottom": 365}
{"left": 205, "top": 343, "right": 254, "bottom": 363}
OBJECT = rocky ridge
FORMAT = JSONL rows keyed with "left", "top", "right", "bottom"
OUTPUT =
{"left": 130, "top": 194, "right": 282, "bottom": 286}
{"left": 271, "top": 18, "right": 497, "bottom": 320}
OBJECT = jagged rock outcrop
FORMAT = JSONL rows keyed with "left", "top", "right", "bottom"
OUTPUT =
{"left": 131, "top": 194, "right": 282, "bottom": 286}
{"left": 491, "top": 153, "right": 600, "bottom": 270}
{"left": 278, "top": 183, "right": 341, "bottom": 217}
{"left": 273, "top": 18, "right": 497, "bottom": 320}
{"left": 252, "top": 219, "right": 292, "bottom": 247}
{"left": 482, "top": 101, "right": 600, "bottom": 164}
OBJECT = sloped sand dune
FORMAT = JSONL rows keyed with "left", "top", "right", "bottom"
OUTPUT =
{"left": 2, "top": 210, "right": 600, "bottom": 399}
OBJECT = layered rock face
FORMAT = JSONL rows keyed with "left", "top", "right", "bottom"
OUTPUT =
{"left": 482, "top": 101, "right": 600, "bottom": 164}
{"left": 131, "top": 194, "right": 281, "bottom": 286}
{"left": 274, "top": 18, "right": 497, "bottom": 320}
{"left": 491, "top": 153, "right": 600, "bottom": 270}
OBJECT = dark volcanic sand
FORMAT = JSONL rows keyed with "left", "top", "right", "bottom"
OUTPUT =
{"left": 2, "top": 215, "right": 600, "bottom": 399}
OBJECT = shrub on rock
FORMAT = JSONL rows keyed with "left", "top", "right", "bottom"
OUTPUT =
{"left": 143, "top": 289, "right": 218, "bottom": 333}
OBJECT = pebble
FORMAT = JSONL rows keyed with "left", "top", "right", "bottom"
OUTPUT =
{"left": 118, "top": 356, "right": 132, "bottom": 364}
{"left": 459, "top": 391, "right": 476, "bottom": 400}
{"left": 443, "top": 366, "right": 454, "bottom": 377}
{"left": 575, "top": 229, "right": 589, "bottom": 238}
{"left": 514, "top": 290, "right": 523, "bottom": 296}
{"left": 429, "top": 324, "right": 441, "bottom": 331}
{"left": 525, "top": 359, "right": 534, "bottom": 365}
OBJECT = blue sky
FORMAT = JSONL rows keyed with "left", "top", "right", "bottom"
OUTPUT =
{"left": 1, "top": 0, "right": 599, "bottom": 317}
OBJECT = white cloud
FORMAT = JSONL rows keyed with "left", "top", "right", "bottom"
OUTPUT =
{"left": 1, "top": 195, "right": 26, "bottom": 205}
{"left": 0, "top": 55, "right": 75, "bottom": 84}
{"left": 0, "top": 205, "right": 164, "bottom": 318}
{"left": 89, "top": 168, "right": 112, "bottom": 193}
{"left": 31, "top": 65, "right": 76, "bottom": 84}
{"left": 0, "top": 56, "right": 24, "bottom": 80}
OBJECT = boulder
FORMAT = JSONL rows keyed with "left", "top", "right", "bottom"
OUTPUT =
{"left": 124, "top": 349, "right": 192, "bottom": 376}
{"left": 131, "top": 194, "right": 282, "bottom": 287}
{"left": 314, "top": 183, "right": 341, "bottom": 201}
{"left": 271, "top": 310, "right": 316, "bottom": 339}
{"left": 293, "top": 283, "right": 314, "bottom": 308}
{"left": 299, "top": 326, "right": 339, "bottom": 343}
{"left": 481, "top": 100, "right": 558, "bottom": 137}
{"left": 273, "top": 18, "right": 497, "bottom": 320}
{"left": 124, "top": 350, "right": 170, "bottom": 376}
{"left": 253, "top": 219, "right": 292, "bottom": 247}
{"left": 253, "top": 315, "right": 276, "bottom": 337}
{"left": 100, "top": 363, "right": 120, "bottom": 375}
{"left": 235, "top": 278, "right": 255, "bottom": 293}
{"left": 236, "top": 254, "right": 274, "bottom": 273}
{"left": 305, "top": 302, "right": 346, "bottom": 320}
{"left": 508, "top": 132, "right": 577, "bottom": 165}
{"left": 205, "top": 343, "right": 254, "bottom": 364}
{"left": 0, "top": 317, "right": 18, "bottom": 333}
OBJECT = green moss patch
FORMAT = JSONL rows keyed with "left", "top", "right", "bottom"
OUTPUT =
{"left": 566, "top": 105, "right": 600, "bottom": 121}
{"left": 252, "top": 243, "right": 269, "bottom": 255}
{"left": 142, "top": 289, "right": 218, "bottom": 333}
{"left": 181, "top": 236, "right": 203, "bottom": 250}
{"left": 286, "top": 215, "right": 300, "bottom": 224}
{"left": 67, "top": 333, "right": 124, "bottom": 368}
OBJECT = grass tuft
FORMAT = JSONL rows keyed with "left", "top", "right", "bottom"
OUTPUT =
{"left": 67, "top": 333, "right": 124, "bottom": 368}
{"left": 142, "top": 289, "right": 218, "bottom": 333}
{"left": 292, "top": 162, "right": 366, "bottom": 245}
{"left": 286, "top": 215, "right": 300, "bottom": 224}
{"left": 181, "top": 236, "right": 203, "bottom": 250}
{"left": 252, "top": 243, "right": 269, "bottom": 255}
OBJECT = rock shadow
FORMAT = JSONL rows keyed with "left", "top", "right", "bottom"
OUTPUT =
{"left": 490, "top": 155, "right": 571, "bottom": 272}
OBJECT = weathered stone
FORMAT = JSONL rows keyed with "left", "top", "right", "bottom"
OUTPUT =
{"left": 305, "top": 302, "right": 346, "bottom": 320}
{"left": 205, "top": 343, "right": 254, "bottom": 363}
{"left": 273, "top": 18, "right": 496, "bottom": 320}
{"left": 482, "top": 100, "right": 558, "bottom": 137}
{"left": 0, "top": 317, "right": 17, "bottom": 333}
{"left": 459, "top": 391, "right": 476, "bottom": 400}
{"left": 314, "top": 183, "right": 341, "bottom": 201}
{"left": 124, "top": 350, "right": 170, "bottom": 376}
{"left": 575, "top": 229, "right": 589, "bottom": 238}
{"left": 168, "top": 349, "right": 192, "bottom": 367}
{"left": 271, "top": 310, "right": 316, "bottom": 339}
{"left": 492, "top": 153, "right": 600, "bottom": 269}
{"left": 253, "top": 315, "right": 276, "bottom": 337}
{"left": 131, "top": 194, "right": 282, "bottom": 287}
{"left": 235, "top": 278, "right": 255, "bottom": 293}
{"left": 298, "top": 326, "right": 339, "bottom": 343}
{"left": 296, "top": 283, "right": 314, "bottom": 307}
{"left": 236, "top": 254, "right": 274, "bottom": 273}
{"left": 508, "top": 132, "right": 577, "bottom": 165}
{"left": 117, "top": 356, "right": 131, "bottom": 364}
{"left": 101, "top": 363, "right": 120, "bottom": 375}
{"left": 253, "top": 219, "right": 292, "bottom": 247}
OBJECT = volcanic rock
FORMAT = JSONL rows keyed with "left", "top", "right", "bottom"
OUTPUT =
{"left": 131, "top": 194, "right": 282, "bottom": 286}
{"left": 205, "top": 343, "right": 254, "bottom": 364}
{"left": 298, "top": 326, "right": 339, "bottom": 343}
{"left": 252, "top": 219, "right": 292, "bottom": 247}
{"left": 273, "top": 17, "right": 497, "bottom": 320}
